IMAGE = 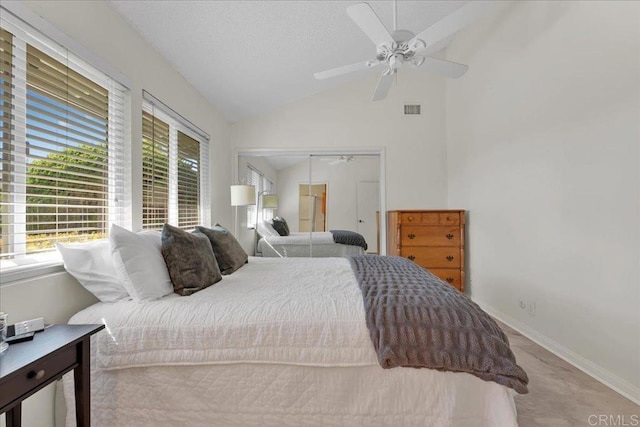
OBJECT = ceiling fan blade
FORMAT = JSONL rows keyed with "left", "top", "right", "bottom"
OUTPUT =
{"left": 372, "top": 71, "right": 394, "bottom": 101}
{"left": 314, "top": 60, "right": 381, "bottom": 80}
{"left": 409, "top": 1, "right": 494, "bottom": 51}
{"left": 420, "top": 57, "right": 469, "bottom": 79}
{"left": 347, "top": 3, "right": 395, "bottom": 48}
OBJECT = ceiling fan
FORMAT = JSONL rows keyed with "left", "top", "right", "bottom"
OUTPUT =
{"left": 319, "top": 155, "right": 357, "bottom": 165}
{"left": 329, "top": 155, "right": 356, "bottom": 165}
{"left": 314, "top": 1, "right": 492, "bottom": 101}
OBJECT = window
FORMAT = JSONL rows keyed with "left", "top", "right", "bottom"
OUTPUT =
{"left": 142, "top": 111, "right": 169, "bottom": 229}
{"left": 245, "top": 165, "right": 275, "bottom": 228}
{"left": 0, "top": 14, "right": 128, "bottom": 274}
{"left": 142, "top": 92, "right": 209, "bottom": 230}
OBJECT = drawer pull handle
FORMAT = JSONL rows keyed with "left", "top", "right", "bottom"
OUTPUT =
{"left": 407, "top": 216, "right": 414, "bottom": 222}
{"left": 445, "top": 277, "right": 454, "bottom": 283}
{"left": 407, "top": 233, "right": 416, "bottom": 239}
{"left": 446, "top": 233, "right": 454, "bottom": 239}
{"left": 446, "top": 255, "right": 454, "bottom": 261}
{"left": 28, "top": 369, "right": 45, "bottom": 380}
{"left": 407, "top": 255, "right": 416, "bottom": 261}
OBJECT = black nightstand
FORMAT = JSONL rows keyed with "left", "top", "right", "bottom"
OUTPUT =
{"left": 0, "top": 324, "right": 104, "bottom": 427}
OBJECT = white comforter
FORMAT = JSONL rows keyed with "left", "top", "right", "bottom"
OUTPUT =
{"left": 72, "top": 257, "right": 375, "bottom": 370}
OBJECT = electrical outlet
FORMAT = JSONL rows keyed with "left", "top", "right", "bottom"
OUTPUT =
{"left": 519, "top": 300, "right": 527, "bottom": 310}
{"left": 528, "top": 301, "right": 536, "bottom": 316}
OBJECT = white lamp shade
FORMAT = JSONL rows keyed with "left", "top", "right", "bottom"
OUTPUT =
{"left": 261, "top": 194, "right": 278, "bottom": 209}
{"left": 230, "top": 185, "right": 256, "bottom": 206}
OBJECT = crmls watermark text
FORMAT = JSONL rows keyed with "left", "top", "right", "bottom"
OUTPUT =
{"left": 588, "top": 415, "right": 640, "bottom": 426}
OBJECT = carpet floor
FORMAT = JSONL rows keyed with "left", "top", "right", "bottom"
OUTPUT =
{"left": 499, "top": 322, "right": 639, "bottom": 426}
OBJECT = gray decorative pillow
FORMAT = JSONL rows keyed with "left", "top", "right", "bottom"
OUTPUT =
{"left": 196, "top": 224, "right": 248, "bottom": 275}
{"left": 272, "top": 217, "right": 289, "bottom": 236}
{"left": 161, "top": 224, "right": 222, "bottom": 296}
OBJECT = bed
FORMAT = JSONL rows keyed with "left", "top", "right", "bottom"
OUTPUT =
{"left": 256, "top": 231, "right": 366, "bottom": 257}
{"left": 63, "top": 256, "right": 525, "bottom": 427}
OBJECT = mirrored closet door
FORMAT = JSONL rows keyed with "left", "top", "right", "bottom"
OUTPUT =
{"left": 237, "top": 151, "right": 383, "bottom": 258}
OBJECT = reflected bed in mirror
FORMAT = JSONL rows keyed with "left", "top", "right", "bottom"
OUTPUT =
{"left": 256, "top": 226, "right": 366, "bottom": 258}
{"left": 238, "top": 151, "right": 383, "bottom": 257}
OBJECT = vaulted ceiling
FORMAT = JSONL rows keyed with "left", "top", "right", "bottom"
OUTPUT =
{"left": 110, "top": 1, "right": 469, "bottom": 122}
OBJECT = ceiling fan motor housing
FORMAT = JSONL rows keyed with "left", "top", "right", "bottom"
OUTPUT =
{"left": 377, "top": 30, "right": 424, "bottom": 72}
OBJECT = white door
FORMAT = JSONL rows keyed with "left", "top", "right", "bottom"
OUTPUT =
{"left": 356, "top": 181, "right": 379, "bottom": 253}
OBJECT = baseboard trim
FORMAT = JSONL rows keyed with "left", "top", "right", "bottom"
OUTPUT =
{"left": 473, "top": 298, "right": 640, "bottom": 406}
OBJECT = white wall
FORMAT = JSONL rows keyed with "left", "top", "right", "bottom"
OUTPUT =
{"left": 446, "top": 0, "right": 639, "bottom": 403}
{"left": 0, "top": 1, "right": 231, "bottom": 426}
{"left": 230, "top": 68, "right": 450, "bottom": 212}
{"left": 276, "top": 157, "right": 379, "bottom": 232}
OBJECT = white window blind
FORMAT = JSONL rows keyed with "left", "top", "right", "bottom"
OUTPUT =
{"left": 142, "top": 111, "right": 169, "bottom": 229}
{"left": 0, "top": 14, "right": 129, "bottom": 275}
{"left": 177, "top": 131, "right": 200, "bottom": 229}
{"left": 142, "top": 92, "right": 209, "bottom": 230}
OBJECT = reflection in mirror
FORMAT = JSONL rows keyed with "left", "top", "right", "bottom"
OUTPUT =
{"left": 238, "top": 152, "right": 381, "bottom": 258}
{"left": 299, "top": 183, "right": 326, "bottom": 232}
{"left": 310, "top": 155, "right": 380, "bottom": 254}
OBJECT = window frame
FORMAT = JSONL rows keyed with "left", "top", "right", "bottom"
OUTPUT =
{"left": 141, "top": 92, "right": 210, "bottom": 231}
{"left": 0, "top": 7, "right": 131, "bottom": 284}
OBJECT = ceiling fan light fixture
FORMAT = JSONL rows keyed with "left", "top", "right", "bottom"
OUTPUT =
{"left": 388, "top": 54, "right": 401, "bottom": 71}
{"left": 410, "top": 56, "right": 425, "bottom": 67}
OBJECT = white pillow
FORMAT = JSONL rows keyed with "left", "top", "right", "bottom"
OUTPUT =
{"left": 56, "top": 241, "right": 129, "bottom": 302}
{"left": 110, "top": 224, "right": 173, "bottom": 302}
{"left": 138, "top": 230, "right": 162, "bottom": 250}
{"left": 257, "top": 220, "right": 279, "bottom": 237}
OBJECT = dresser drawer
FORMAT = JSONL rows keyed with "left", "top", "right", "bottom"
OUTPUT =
{"left": 0, "top": 344, "right": 77, "bottom": 409}
{"left": 400, "top": 225, "right": 461, "bottom": 246}
{"left": 428, "top": 269, "right": 462, "bottom": 290}
{"left": 400, "top": 212, "right": 460, "bottom": 225}
{"left": 401, "top": 247, "right": 462, "bottom": 268}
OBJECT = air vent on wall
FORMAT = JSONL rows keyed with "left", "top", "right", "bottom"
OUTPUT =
{"left": 404, "top": 104, "right": 421, "bottom": 115}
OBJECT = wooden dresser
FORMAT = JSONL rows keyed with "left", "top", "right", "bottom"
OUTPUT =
{"left": 387, "top": 210, "right": 466, "bottom": 292}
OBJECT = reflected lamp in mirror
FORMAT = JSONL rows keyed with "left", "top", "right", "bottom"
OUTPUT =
{"left": 261, "top": 194, "right": 279, "bottom": 223}
{"left": 257, "top": 192, "right": 278, "bottom": 226}
{"left": 230, "top": 185, "right": 256, "bottom": 206}
{"left": 231, "top": 184, "right": 256, "bottom": 237}
{"left": 261, "top": 194, "right": 278, "bottom": 209}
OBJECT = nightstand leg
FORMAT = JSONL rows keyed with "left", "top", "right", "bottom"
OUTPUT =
{"left": 74, "top": 338, "right": 91, "bottom": 427}
{"left": 6, "top": 402, "right": 21, "bottom": 427}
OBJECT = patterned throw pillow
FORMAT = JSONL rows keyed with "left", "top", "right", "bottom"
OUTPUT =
{"left": 196, "top": 224, "right": 248, "bottom": 275}
{"left": 161, "top": 224, "right": 222, "bottom": 296}
{"left": 271, "top": 217, "right": 289, "bottom": 236}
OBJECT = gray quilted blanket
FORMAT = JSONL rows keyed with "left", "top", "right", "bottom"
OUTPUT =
{"left": 349, "top": 255, "right": 529, "bottom": 394}
{"left": 330, "top": 230, "right": 368, "bottom": 250}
